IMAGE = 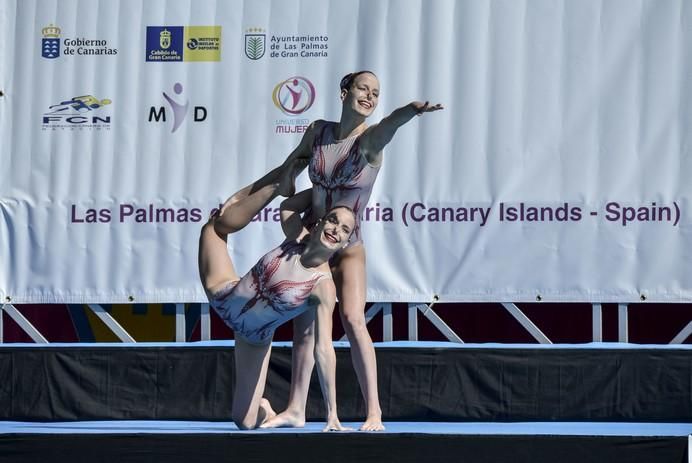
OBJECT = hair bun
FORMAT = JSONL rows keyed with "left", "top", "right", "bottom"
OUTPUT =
{"left": 339, "top": 70, "right": 376, "bottom": 91}
{"left": 339, "top": 73, "right": 354, "bottom": 90}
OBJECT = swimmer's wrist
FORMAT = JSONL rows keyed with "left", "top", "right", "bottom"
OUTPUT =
{"left": 408, "top": 102, "right": 422, "bottom": 115}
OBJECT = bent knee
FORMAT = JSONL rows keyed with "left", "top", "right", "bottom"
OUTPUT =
{"left": 200, "top": 220, "right": 216, "bottom": 236}
{"left": 200, "top": 216, "right": 230, "bottom": 240}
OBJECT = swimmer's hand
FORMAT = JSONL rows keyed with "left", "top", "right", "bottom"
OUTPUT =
{"left": 323, "top": 415, "right": 353, "bottom": 432}
{"left": 410, "top": 101, "right": 444, "bottom": 115}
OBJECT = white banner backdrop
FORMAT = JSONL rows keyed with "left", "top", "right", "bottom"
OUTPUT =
{"left": 1, "top": 0, "right": 691, "bottom": 303}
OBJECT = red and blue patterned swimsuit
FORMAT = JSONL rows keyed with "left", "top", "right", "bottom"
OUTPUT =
{"left": 209, "top": 240, "right": 330, "bottom": 344}
{"left": 308, "top": 122, "right": 381, "bottom": 245}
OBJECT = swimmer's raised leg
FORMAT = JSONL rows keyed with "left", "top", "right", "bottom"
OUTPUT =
{"left": 199, "top": 161, "right": 302, "bottom": 303}
{"left": 215, "top": 161, "right": 303, "bottom": 235}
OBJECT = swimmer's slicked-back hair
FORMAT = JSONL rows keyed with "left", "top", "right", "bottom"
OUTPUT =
{"left": 328, "top": 204, "right": 356, "bottom": 219}
{"left": 339, "top": 70, "right": 377, "bottom": 91}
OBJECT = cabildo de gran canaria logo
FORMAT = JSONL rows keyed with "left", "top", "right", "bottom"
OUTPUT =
{"left": 41, "top": 24, "right": 117, "bottom": 59}
{"left": 42, "top": 95, "right": 112, "bottom": 130}
{"left": 244, "top": 26, "right": 328, "bottom": 60}
{"left": 146, "top": 26, "right": 222, "bottom": 62}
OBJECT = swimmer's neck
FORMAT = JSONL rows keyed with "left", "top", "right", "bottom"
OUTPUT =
{"left": 299, "top": 237, "right": 332, "bottom": 268}
{"left": 335, "top": 112, "right": 367, "bottom": 140}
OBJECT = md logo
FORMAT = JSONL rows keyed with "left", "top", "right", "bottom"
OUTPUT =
{"left": 148, "top": 83, "right": 207, "bottom": 133}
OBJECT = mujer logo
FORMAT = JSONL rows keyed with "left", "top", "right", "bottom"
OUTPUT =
{"left": 272, "top": 77, "right": 316, "bottom": 116}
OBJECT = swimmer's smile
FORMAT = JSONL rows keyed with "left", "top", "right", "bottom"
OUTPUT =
{"left": 323, "top": 229, "right": 338, "bottom": 244}
{"left": 358, "top": 99, "right": 373, "bottom": 109}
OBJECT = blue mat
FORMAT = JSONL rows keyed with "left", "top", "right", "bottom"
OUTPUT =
{"left": 1, "top": 421, "right": 690, "bottom": 436}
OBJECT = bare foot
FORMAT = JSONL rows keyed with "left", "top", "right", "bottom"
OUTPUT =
{"left": 259, "top": 408, "right": 306, "bottom": 429}
{"left": 359, "top": 415, "right": 385, "bottom": 431}
{"left": 259, "top": 398, "right": 277, "bottom": 425}
{"left": 323, "top": 415, "right": 354, "bottom": 432}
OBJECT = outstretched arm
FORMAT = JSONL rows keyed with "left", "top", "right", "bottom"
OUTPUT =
{"left": 311, "top": 281, "right": 351, "bottom": 432}
{"left": 361, "top": 101, "right": 444, "bottom": 164}
{"left": 280, "top": 188, "right": 312, "bottom": 241}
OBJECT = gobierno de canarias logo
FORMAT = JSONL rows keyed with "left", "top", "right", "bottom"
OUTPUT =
{"left": 41, "top": 24, "right": 61, "bottom": 58}
{"left": 272, "top": 76, "right": 316, "bottom": 116}
{"left": 41, "top": 23, "right": 118, "bottom": 59}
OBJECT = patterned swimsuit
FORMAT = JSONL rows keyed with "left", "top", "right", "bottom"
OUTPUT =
{"left": 308, "top": 122, "right": 381, "bottom": 244}
{"left": 209, "top": 240, "right": 331, "bottom": 344}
